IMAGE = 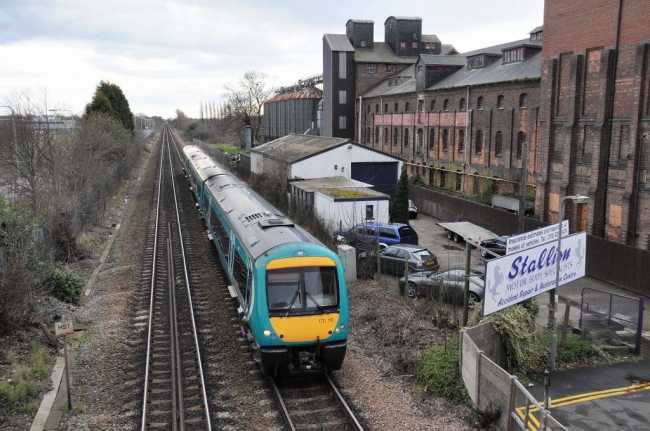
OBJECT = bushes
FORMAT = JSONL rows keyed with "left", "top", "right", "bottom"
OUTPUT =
{"left": 417, "top": 338, "right": 468, "bottom": 403}
{"left": 45, "top": 266, "right": 85, "bottom": 304}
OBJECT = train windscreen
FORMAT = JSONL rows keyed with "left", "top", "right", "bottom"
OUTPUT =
{"left": 267, "top": 267, "right": 338, "bottom": 314}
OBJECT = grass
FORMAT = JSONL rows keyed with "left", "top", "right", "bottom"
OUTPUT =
{"left": 209, "top": 143, "right": 245, "bottom": 154}
{"left": 1, "top": 343, "right": 52, "bottom": 405}
{"left": 77, "top": 232, "right": 106, "bottom": 253}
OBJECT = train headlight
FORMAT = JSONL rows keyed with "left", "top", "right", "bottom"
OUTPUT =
{"left": 335, "top": 323, "right": 346, "bottom": 333}
{"left": 263, "top": 329, "right": 271, "bottom": 337}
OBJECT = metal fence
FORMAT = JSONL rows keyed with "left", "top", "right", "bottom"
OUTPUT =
{"left": 511, "top": 378, "right": 568, "bottom": 431}
{"left": 580, "top": 288, "right": 645, "bottom": 354}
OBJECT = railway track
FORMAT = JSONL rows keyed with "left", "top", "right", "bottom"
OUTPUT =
{"left": 269, "top": 374, "right": 364, "bottom": 431}
{"left": 141, "top": 126, "right": 211, "bottom": 430}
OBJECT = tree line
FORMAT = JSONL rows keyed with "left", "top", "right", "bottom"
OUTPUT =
{"left": 0, "top": 82, "right": 142, "bottom": 328}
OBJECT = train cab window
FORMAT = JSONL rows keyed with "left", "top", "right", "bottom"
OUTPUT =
{"left": 267, "top": 267, "right": 338, "bottom": 314}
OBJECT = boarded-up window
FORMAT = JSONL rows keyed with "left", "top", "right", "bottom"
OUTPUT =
{"left": 609, "top": 205, "right": 622, "bottom": 227}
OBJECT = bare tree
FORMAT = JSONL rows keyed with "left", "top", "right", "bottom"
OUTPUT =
{"left": 176, "top": 109, "right": 189, "bottom": 131}
{"left": 223, "top": 71, "right": 273, "bottom": 145}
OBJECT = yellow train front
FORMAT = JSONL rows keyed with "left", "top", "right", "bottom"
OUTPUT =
{"left": 180, "top": 145, "right": 348, "bottom": 377}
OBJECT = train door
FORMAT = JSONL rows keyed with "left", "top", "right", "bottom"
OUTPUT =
{"left": 228, "top": 230, "right": 236, "bottom": 276}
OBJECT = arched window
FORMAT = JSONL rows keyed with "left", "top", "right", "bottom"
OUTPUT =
{"left": 495, "top": 131, "right": 503, "bottom": 155}
{"left": 517, "top": 132, "right": 526, "bottom": 158}
{"left": 475, "top": 130, "right": 483, "bottom": 154}
{"left": 429, "top": 129, "right": 435, "bottom": 149}
{"left": 442, "top": 129, "right": 449, "bottom": 150}
{"left": 443, "top": 99, "right": 449, "bottom": 111}
{"left": 457, "top": 129, "right": 465, "bottom": 152}
{"left": 430, "top": 100, "right": 436, "bottom": 111}
{"left": 519, "top": 93, "right": 528, "bottom": 109}
{"left": 418, "top": 100, "right": 424, "bottom": 112}
{"left": 460, "top": 98, "right": 466, "bottom": 111}
{"left": 405, "top": 102, "right": 410, "bottom": 112}
{"left": 404, "top": 129, "right": 409, "bottom": 146}
{"left": 384, "top": 103, "right": 389, "bottom": 113}
{"left": 440, "top": 169, "right": 446, "bottom": 188}
{"left": 384, "top": 128, "right": 388, "bottom": 144}
{"left": 393, "top": 128, "right": 399, "bottom": 146}
{"left": 477, "top": 96, "right": 484, "bottom": 110}
{"left": 497, "top": 95, "right": 504, "bottom": 109}
{"left": 375, "top": 104, "right": 379, "bottom": 113}
{"left": 375, "top": 127, "right": 379, "bottom": 143}
{"left": 394, "top": 102, "right": 399, "bottom": 113}
{"left": 367, "top": 104, "right": 371, "bottom": 113}
{"left": 417, "top": 129, "right": 423, "bottom": 152}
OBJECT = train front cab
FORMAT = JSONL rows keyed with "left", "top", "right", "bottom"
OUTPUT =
{"left": 254, "top": 255, "right": 348, "bottom": 377}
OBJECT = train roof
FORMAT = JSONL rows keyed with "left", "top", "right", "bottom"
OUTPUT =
{"left": 184, "top": 146, "right": 324, "bottom": 261}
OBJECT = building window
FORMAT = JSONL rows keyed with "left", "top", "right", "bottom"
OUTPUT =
{"left": 360, "top": 41, "right": 366, "bottom": 47}
{"left": 517, "top": 132, "right": 526, "bottom": 158}
{"left": 375, "top": 104, "right": 379, "bottom": 113}
{"left": 477, "top": 96, "right": 484, "bottom": 110}
{"left": 456, "top": 171, "right": 462, "bottom": 191}
{"left": 504, "top": 47, "right": 524, "bottom": 63}
{"left": 418, "top": 100, "right": 424, "bottom": 112}
{"left": 497, "top": 95, "right": 504, "bottom": 109}
{"left": 429, "top": 129, "right": 435, "bottom": 149}
{"left": 457, "top": 129, "right": 465, "bottom": 152}
{"left": 367, "top": 104, "right": 371, "bottom": 113}
{"left": 384, "top": 103, "right": 388, "bottom": 113}
{"left": 444, "top": 99, "right": 449, "bottom": 111}
{"left": 405, "top": 102, "right": 410, "bottom": 112}
{"left": 339, "top": 116, "right": 346, "bottom": 130}
{"left": 394, "top": 102, "right": 399, "bottom": 113}
{"left": 412, "top": 42, "right": 418, "bottom": 48}
{"left": 404, "top": 129, "right": 409, "bottom": 147}
{"left": 475, "top": 130, "right": 483, "bottom": 154}
{"left": 430, "top": 100, "right": 436, "bottom": 111}
{"left": 375, "top": 127, "right": 379, "bottom": 143}
{"left": 400, "top": 42, "right": 406, "bottom": 49}
{"left": 384, "top": 127, "right": 388, "bottom": 144}
{"left": 460, "top": 98, "right": 466, "bottom": 111}
{"left": 519, "top": 93, "right": 528, "bottom": 109}
{"left": 468, "top": 56, "right": 484, "bottom": 70}
{"left": 417, "top": 129, "right": 423, "bottom": 152}
{"left": 386, "top": 64, "right": 394, "bottom": 73}
{"left": 442, "top": 129, "right": 449, "bottom": 150}
{"left": 339, "top": 90, "right": 346, "bottom": 104}
{"left": 495, "top": 131, "right": 503, "bottom": 155}
{"left": 366, "top": 64, "right": 376, "bottom": 73}
{"left": 393, "top": 128, "right": 399, "bottom": 146}
{"left": 440, "top": 170, "right": 446, "bottom": 188}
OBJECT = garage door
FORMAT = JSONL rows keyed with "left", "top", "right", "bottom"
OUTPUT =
{"left": 351, "top": 162, "right": 398, "bottom": 198}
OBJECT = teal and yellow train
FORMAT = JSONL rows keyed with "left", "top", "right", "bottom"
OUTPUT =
{"left": 180, "top": 145, "right": 348, "bottom": 377}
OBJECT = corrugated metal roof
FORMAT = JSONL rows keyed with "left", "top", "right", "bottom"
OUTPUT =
{"left": 266, "top": 86, "right": 322, "bottom": 103}
{"left": 323, "top": 34, "right": 354, "bottom": 52}
{"left": 354, "top": 42, "right": 417, "bottom": 64}
{"left": 419, "top": 54, "right": 467, "bottom": 66}
{"left": 422, "top": 34, "right": 441, "bottom": 43}
{"left": 530, "top": 26, "right": 543, "bottom": 34}
{"left": 253, "top": 134, "right": 350, "bottom": 163}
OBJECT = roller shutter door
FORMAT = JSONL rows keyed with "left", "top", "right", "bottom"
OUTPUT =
{"left": 351, "top": 162, "right": 398, "bottom": 198}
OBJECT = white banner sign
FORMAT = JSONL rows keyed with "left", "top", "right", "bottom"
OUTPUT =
{"left": 506, "top": 220, "right": 569, "bottom": 255}
{"left": 483, "top": 232, "right": 587, "bottom": 316}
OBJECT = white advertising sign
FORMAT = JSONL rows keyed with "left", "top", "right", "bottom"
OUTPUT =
{"left": 506, "top": 220, "right": 569, "bottom": 255}
{"left": 483, "top": 232, "right": 587, "bottom": 316}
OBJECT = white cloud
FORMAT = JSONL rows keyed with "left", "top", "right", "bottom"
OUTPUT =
{"left": 0, "top": 0, "right": 544, "bottom": 118}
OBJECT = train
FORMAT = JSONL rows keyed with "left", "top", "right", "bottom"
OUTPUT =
{"left": 179, "top": 145, "right": 348, "bottom": 377}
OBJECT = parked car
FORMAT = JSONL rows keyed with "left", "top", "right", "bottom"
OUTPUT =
{"left": 479, "top": 235, "right": 509, "bottom": 258}
{"left": 408, "top": 199, "right": 418, "bottom": 219}
{"left": 399, "top": 268, "right": 485, "bottom": 308}
{"left": 333, "top": 222, "right": 418, "bottom": 248}
{"left": 359, "top": 244, "right": 439, "bottom": 275}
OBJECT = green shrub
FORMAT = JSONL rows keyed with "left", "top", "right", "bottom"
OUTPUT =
{"left": 45, "top": 266, "right": 85, "bottom": 304}
{"left": 417, "top": 338, "right": 468, "bottom": 403}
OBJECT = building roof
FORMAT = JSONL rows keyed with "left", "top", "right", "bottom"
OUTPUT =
{"left": 253, "top": 134, "right": 351, "bottom": 163}
{"left": 254, "top": 133, "right": 404, "bottom": 164}
{"left": 359, "top": 36, "right": 542, "bottom": 97}
{"left": 266, "top": 86, "right": 322, "bottom": 103}
{"left": 323, "top": 34, "right": 354, "bottom": 52}
{"left": 291, "top": 177, "right": 390, "bottom": 200}
{"left": 354, "top": 42, "right": 418, "bottom": 64}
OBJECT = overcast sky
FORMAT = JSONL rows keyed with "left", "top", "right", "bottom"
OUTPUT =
{"left": 0, "top": 0, "right": 544, "bottom": 120}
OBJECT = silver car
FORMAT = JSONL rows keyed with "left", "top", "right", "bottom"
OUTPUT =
{"left": 399, "top": 268, "right": 485, "bottom": 308}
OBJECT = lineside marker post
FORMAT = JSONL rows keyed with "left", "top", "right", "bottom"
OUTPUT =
{"left": 55, "top": 320, "right": 74, "bottom": 410}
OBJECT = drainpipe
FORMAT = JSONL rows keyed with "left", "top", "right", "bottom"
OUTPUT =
{"left": 600, "top": 0, "right": 623, "bottom": 237}
{"left": 358, "top": 96, "right": 363, "bottom": 143}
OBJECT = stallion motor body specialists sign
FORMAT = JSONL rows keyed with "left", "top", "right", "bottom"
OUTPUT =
{"left": 483, "top": 232, "right": 587, "bottom": 316}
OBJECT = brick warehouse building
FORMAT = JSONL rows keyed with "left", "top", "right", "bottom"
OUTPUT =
{"left": 319, "top": 4, "right": 650, "bottom": 251}
{"left": 537, "top": 0, "right": 650, "bottom": 249}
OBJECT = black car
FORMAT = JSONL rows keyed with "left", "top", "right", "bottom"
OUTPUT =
{"left": 359, "top": 244, "right": 439, "bottom": 275}
{"left": 399, "top": 268, "right": 485, "bottom": 308}
{"left": 479, "top": 236, "right": 509, "bottom": 258}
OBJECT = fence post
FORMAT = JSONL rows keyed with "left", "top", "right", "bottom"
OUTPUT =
{"left": 636, "top": 296, "right": 645, "bottom": 355}
{"left": 509, "top": 376, "right": 517, "bottom": 430}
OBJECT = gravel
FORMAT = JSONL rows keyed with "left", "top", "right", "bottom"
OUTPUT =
{"left": 4, "top": 134, "right": 478, "bottom": 430}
